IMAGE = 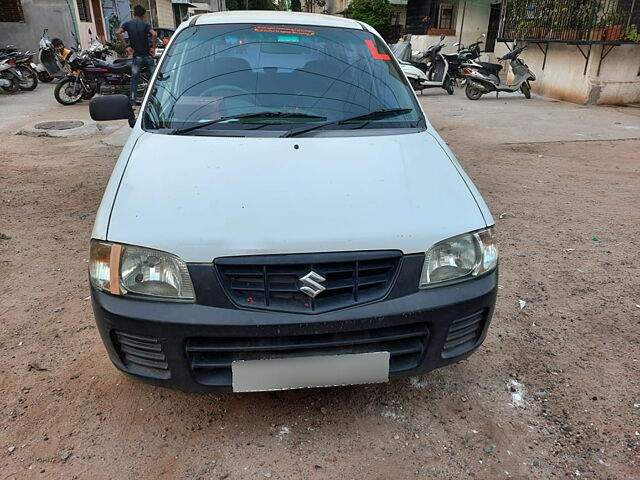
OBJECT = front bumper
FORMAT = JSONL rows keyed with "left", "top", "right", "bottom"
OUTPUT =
{"left": 91, "top": 268, "right": 498, "bottom": 393}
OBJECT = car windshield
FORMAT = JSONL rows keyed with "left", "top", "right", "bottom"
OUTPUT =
{"left": 143, "top": 23, "right": 424, "bottom": 136}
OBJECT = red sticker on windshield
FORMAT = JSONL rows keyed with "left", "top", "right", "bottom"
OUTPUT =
{"left": 254, "top": 26, "right": 315, "bottom": 36}
{"left": 365, "top": 40, "right": 390, "bottom": 60}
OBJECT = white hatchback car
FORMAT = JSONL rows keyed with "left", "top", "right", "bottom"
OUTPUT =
{"left": 89, "top": 11, "right": 498, "bottom": 393}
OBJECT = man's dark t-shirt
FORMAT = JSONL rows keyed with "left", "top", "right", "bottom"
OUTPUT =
{"left": 121, "top": 19, "right": 152, "bottom": 57}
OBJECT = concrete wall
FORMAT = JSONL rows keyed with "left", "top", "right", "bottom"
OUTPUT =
{"left": 495, "top": 42, "right": 640, "bottom": 105}
{"left": 0, "top": 0, "right": 101, "bottom": 52}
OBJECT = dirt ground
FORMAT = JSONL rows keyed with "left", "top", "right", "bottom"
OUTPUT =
{"left": 1, "top": 86, "right": 639, "bottom": 479}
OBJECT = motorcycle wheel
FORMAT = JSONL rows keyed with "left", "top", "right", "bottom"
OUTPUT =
{"left": 38, "top": 71, "right": 53, "bottom": 83}
{"left": 521, "top": 82, "right": 531, "bottom": 99}
{"left": 54, "top": 78, "right": 83, "bottom": 105}
{"left": 16, "top": 66, "right": 38, "bottom": 91}
{"left": 443, "top": 77, "right": 454, "bottom": 95}
{"left": 0, "top": 75, "right": 20, "bottom": 94}
{"left": 81, "top": 85, "right": 97, "bottom": 100}
{"left": 465, "top": 83, "right": 483, "bottom": 100}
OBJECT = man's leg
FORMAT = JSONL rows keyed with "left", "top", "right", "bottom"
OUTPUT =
{"left": 130, "top": 57, "right": 141, "bottom": 106}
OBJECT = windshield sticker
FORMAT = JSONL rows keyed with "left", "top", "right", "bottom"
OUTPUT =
{"left": 277, "top": 35, "right": 299, "bottom": 43}
{"left": 365, "top": 40, "right": 390, "bottom": 61}
{"left": 254, "top": 26, "right": 315, "bottom": 36}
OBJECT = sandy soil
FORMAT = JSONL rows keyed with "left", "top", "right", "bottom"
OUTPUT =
{"left": 0, "top": 87, "right": 639, "bottom": 479}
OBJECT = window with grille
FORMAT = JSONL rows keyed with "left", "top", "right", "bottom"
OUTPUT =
{"left": 76, "top": 0, "right": 92, "bottom": 22}
{"left": 0, "top": 0, "right": 25, "bottom": 22}
{"left": 436, "top": 3, "right": 455, "bottom": 29}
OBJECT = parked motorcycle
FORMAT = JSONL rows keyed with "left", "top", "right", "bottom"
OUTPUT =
{"left": 0, "top": 47, "right": 38, "bottom": 90}
{"left": 444, "top": 36, "right": 484, "bottom": 86}
{"left": 54, "top": 42, "right": 151, "bottom": 105}
{"left": 462, "top": 46, "right": 536, "bottom": 100}
{"left": 0, "top": 55, "right": 25, "bottom": 93}
{"left": 395, "top": 35, "right": 454, "bottom": 95}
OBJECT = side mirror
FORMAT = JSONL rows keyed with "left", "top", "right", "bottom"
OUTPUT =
{"left": 440, "top": 34, "right": 446, "bottom": 41}
{"left": 88, "top": 28, "right": 92, "bottom": 36}
{"left": 453, "top": 42, "right": 460, "bottom": 47}
{"left": 90, "top": 95, "right": 135, "bottom": 128}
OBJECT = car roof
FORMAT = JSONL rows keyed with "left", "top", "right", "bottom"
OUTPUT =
{"left": 192, "top": 10, "right": 370, "bottom": 32}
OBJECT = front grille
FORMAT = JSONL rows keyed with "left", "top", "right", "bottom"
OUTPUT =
{"left": 112, "top": 331, "right": 170, "bottom": 379}
{"left": 441, "top": 311, "right": 487, "bottom": 359}
{"left": 186, "top": 322, "right": 429, "bottom": 386}
{"left": 216, "top": 251, "right": 402, "bottom": 314}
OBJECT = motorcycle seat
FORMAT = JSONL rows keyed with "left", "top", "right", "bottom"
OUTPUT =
{"left": 476, "top": 62, "right": 502, "bottom": 75}
{"left": 106, "top": 63, "right": 131, "bottom": 73}
{"left": 93, "top": 59, "right": 130, "bottom": 72}
{"left": 442, "top": 54, "right": 459, "bottom": 62}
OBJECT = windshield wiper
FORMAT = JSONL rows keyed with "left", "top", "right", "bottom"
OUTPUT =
{"left": 281, "top": 108, "right": 414, "bottom": 138}
{"left": 171, "top": 112, "right": 327, "bottom": 135}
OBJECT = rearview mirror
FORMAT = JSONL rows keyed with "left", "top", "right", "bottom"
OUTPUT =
{"left": 453, "top": 42, "right": 460, "bottom": 46}
{"left": 90, "top": 95, "right": 135, "bottom": 127}
{"left": 440, "top": 34, "right": 446, "bottom": 41}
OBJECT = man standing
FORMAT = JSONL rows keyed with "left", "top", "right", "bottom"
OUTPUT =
{"left": 116, "top": 5, "right": 157, "bottom": 105}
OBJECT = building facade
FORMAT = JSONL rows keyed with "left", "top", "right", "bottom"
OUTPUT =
{"left": 405, "top": 0, "right": 500, "bottom": 54}
{"left": 0, "top": 0, "right": 107, "bottom": 52}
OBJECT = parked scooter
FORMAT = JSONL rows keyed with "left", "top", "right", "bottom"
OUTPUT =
{"left": 462, "top": 46, "right": 536, "bottom": 100}
{"left": 0, "top": 46, "right": 38, "bottom": 90}
{"left": 394, "top": 35, "right": 454, "bottom": 95}
{"left": 33, "top": 29, "right": 64, "bottom": 82}
{"left": 0, "top": 55, "right": 25, "bottom": 93}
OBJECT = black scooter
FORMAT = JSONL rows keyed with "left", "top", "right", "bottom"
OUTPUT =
{"left": 444, "top": 36, "right": 484, "bottom": 86}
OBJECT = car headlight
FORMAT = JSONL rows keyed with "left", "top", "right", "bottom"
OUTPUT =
{"left": 89, "top": 240, "right": 195, "bottom": 302}
{"left": 419, "top": 228, "right": 498, "bottom": 289}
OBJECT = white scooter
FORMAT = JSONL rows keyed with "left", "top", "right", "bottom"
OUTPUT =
{"left": 462, "top": 46, "right": 536, "bottom": 100}
{"left": 33, "top": 29, "right": 63, "bottom": 82}
{"left": 393, "top": 35, "right": 454, "bottom": 95}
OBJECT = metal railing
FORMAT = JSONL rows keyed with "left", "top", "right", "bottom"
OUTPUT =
{"left": 499, "top": 0, "right": 640, "bottom": 43}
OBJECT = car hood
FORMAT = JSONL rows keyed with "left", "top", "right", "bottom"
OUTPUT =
{"left": 107, "top": 131, "right": 488, "bottom": 262}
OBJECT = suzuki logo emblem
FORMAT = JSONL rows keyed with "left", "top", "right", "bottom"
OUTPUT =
{"left": 299, "top": 271, "right": 326, "bottom": 298}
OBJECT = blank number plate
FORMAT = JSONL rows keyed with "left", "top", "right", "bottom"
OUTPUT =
{"left": 232, "top": 352, "right": 390, "bottom": 393}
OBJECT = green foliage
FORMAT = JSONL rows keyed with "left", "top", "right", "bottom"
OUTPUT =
{"left": 344, "top": 0, "right": 391, "bottom": 34}
{"left": 596, "top": 9, "right": 625, "bottom": 28}
{"left": 110, "top": 40, "right": 127, "bottom": 57}
{"left": 107, "top": 13, "right": 121, "bottom": 41}
{"left": 254, "top": 0, "right": 278, "bottom": 10}
{"left": 626, "top": 25, "right": 640, "bottom": 42}
{"left": 226, "top": 0, "right": 277, "bottom": 9}
{"left": 291, "top": 0, "right": 301, "bottom": 11}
